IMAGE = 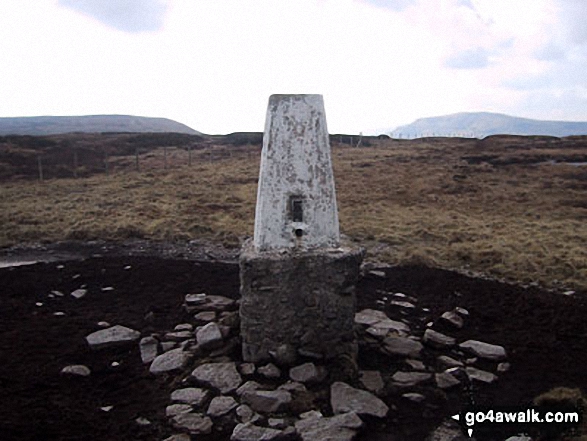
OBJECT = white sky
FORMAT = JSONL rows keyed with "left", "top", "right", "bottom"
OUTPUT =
{"left": 1, "top": 0, "right": 586, "bottom": 134}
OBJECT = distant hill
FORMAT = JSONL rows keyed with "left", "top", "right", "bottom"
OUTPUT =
{"left": 0, "top": 115, "right": 202, "bottom": 136}
{"left": 389, "top": 112, "right": 587, "bottom": 138}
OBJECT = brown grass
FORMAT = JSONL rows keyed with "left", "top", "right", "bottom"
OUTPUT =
{"left": 1, "top": 137, "right": 586, "bottom": 291}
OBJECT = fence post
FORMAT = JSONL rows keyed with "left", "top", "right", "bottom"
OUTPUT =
{"left": 135, "top": 147, "right": 140, "bottom": 172}
{"left": 38, "top": 156, "right": 43, "bottom": 182}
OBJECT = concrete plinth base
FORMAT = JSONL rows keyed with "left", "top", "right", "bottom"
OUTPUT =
{"left": 239, "top": 240, "right": 364, "bottom": 364}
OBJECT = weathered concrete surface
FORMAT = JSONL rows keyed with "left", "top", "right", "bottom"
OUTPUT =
{"left": 240, "top": 240, "right": 364, "bottom": 363}
{"left": 254, "top": 94, "right": 339, "bottom": 251}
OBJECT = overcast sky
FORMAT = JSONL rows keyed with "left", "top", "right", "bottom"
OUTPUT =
{"left": 1, "top": 0, "right": 586, "bottom": 134}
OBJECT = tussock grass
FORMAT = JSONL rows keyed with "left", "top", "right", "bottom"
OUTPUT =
{"left": 1, "top": 137, "right": 586, "bottom": 291}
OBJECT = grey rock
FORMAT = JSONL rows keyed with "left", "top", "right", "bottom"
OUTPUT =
{"left": 435, "top": 372, "right": 461, "bottom": 389}
{"left": 405, "top": 359, "right": 427, "bottom": 371}
{"left": 369, "top": 270, "right": 386, "bottom": 278}
{"left": 371, "top": 317, "right": 410, "bottom": 334}
{"left": 258, "top": 363, "right": 281, "bottom": 379}
{"left": 497, "top": 362, "right": 511, "bottom": 373}
{"left": 381, "top": 336, "right": 423, "bottom": 358}
{"left": 185, "top": 293, "right": 207, "bottom": 305}
{"left": 465, "top": 367, "right": 497, "bottom": 383}
{"left": 171, "top": 387, "right": 211, "bottom": 407}
{"left": 242, "top": 389, "right": 292, "bottom": 413}
{"left": 161, "top": 341, "right": 177, "bottom": 352}
{"left": 437, "top": 355, "right": 463, "bottom": 369}
{"left": 207, "top": 396, "right": 238, "bottom": 417}
{"left": 236, "top": 404, "right": 261, "bottom": 424}
{"left": 459, "top": 340, "right": 507, "bottom": 361}
{"left": 295, "top": 411, "right": 363, "bottom": 441}
{"left": 390, "top": 300, "right": 416, "bottom": 309}
{"left": 403, "top": 392, "right": 426, "bottom": 403}
{"left": 61, "top": 365, "right": 91, "bottom": 376}
{"left": 236, "top": 380, "right": 264, "bottom": 396}
{"left": 165, "top": 331, "right": 193, "bottom": 342}
{"left": 359, "top": 370, "right": 385, "bottom": 395}
{"left": 354, "top": 309, "right": 388, "bottom": 326}
{"left": 86, "top": 325, "right": 140, "bottom": 349}
{"left": 270, "top": 343, "right": 298, "bottom": 366}
{"left": 191, "top": 362, "right": 243, "bottom": 394}
{"left": 426, "top": 419, "right": 471, "bottom": 441}
{"left": 172, "top": 412, "right": 213, "bottom": 435}
{"left": 454, "top": 307, "right": 469, "bottom": 316}
{"left": 139, "top": 336, "right": 159, "bottom": 364}
{"left": 198, "top": 295, "right": 236, "bottom": 312}
{"left": 70, "top": 288, "right": 87, "bottom": 299}
{"left": 440, "top": 311, "right": 464, "bottom": 329}
{"left": 174, "top": 323, "right": 194, "bottom": 331}
{"left": 268, "top": 418, "right": 288, "bottom": 429}
{"left": 330, "top": 381, "right": 389, "bottom": 418}
{"left": 423, "top": 329, "right": 456, "bottom": 348}
{"left": 230, "top": 422, "right": 285, "bottom": 441}
{"left": 504, "top": 436, "right": 532, "bottom": 441}
{"left": 166, "top": 404, "right": 193, "bottom": 417}
{"left": 194, "top": 311, "right": 216, "bottom": 322}
{"left": 135, "top": 416, "right": 150, "bottom": 426}
{"left": 240, "top": 362, "right": 256, "bottom": 376}
{"left": 149, "top": 348, "right": 191, "bottom": 374}
{"left": 278, "top": 381, "right": 307, "bottom": 393}
{"left": 289, "top": 362, "right": 326, "bottom": 384}
{"left": 196, "top": 322, "right": 224, "bottom": 349}
{"left": 163, "top": 434, "right": 191, "bottom": 441}
{"left": 391, "top": 371, "right": 432, "bottom": 387}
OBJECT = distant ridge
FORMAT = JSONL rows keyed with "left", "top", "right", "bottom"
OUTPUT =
{"left": 388, "top": 112, "right": 587, "bottom": 138}
{"left": 0, "top": 115, "right": 202, "bottom": 136}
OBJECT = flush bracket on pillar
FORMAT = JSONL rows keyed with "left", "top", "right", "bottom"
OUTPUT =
{"left": 289, "top": 195, "right": 305, "bottom": 239}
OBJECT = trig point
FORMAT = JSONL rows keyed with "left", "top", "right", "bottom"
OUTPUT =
{"left": 240, "top": 94, "right": 364, "bottom": 365}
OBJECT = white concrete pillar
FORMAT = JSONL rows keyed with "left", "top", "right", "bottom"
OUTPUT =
{"left": 254, "top": 94, "right": 340, "bottom": 251}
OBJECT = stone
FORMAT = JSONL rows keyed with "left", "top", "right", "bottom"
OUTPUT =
{"left": 403, "top": 392, "right": 426, "bottom": 403}
{"left": 185, "top": 293, "right": 207, "bottom": 305}
{"left": 405, "top": 359, "right": 427, "bottom": 371}
{"left": 330, "top": 381, "right": 389, "bottom": 418}
{"left": 165, "top": 331, "right": 193, "bottom": 342}
{"left": 240, "top": 242, "right": 363, "bottom": 363}
{"left": 207, "top": 396, "right": 238, "bottom": 417}
{"left": 497, "top": 362, "right": 511, "bottom": 373}
{"left": 240, "top": 363, "right": 256, "bottom": 376}
{"left": 437, "top": 355, "right": 464, "bottom": 369}
{"left": 454, "top": 307, "right": 469, "bottom": 316}
{"left": 268, "top": 418, "right": 288, "bottom": 429}
{"left": 440, "top": 311, "right": 464, "bottom": 329}
{"left": 359, "top": 370, "right": 385, "bottom": 395}
{"left": 465, "top": 367, "right": 497, "bottom": 383}
{"left": 369, "top": 270, "right": 386, "bottom": 278}
{"left": 371, "top": 317, "right": 411, "bottom": 334}
{"left": 391, "top": 371, "right": 432, "bottom": 387}
{"left": 163, "top": 433, "right": 192, "bottom": 441}
{"left": 86, "top": 325, "right": 140, "bottom": 349}
{"left": 230, "top": 422, "right": 284, "bottom": 441}
{"left": 295, "top": 411, "right": 363, "bottom": 441}
{"left": 171, "top": 387, "right": 210, "bottom": 407}
{"left": 61, "top": 365, "right": 91, "bottom": 376}
{"left": 426, "top": 419, "right": 471, "bottom": 441}
{"left": 196, "top": 322, "right": 223, "bottom": 349}
{"left": 174, "top": 323, "right": 193, "bottom": 331}
{"left": 459, "top": 340, "right": 507, "bottom": 361}
{"left": 70, "top": 288, "right": 87, "bottom": 299}
{"left": 198, "top": 295, "right": 236, "bottom": 312}
{"left": 195, "top": 311, "right": 216, "bottom": 322}
{"left": 381, "top": 336, "right": 423, "bottom": 358}
{"left": 166, "top": 404, "right": 193, "bottom": 417}
{"left": 236, "top": 404, "right": 261, "bottom": 424}
{"left": 423, "top": 329, "right": 456, "bottom": 349}
{"left": 241, "top": 390, "right": 292, "bottom": 413}
{"left": 236, "top": 380, "right": 264, "bottom": 396}
{"left": 390, "top": 300, "right": 416, "bottom": 309}
{"left": 289, "top": 362, "right": 326, "bottom": 384}
{"left": 149, "top": 348, "right": 191, "bottom": 374}
{"left": 365, "top": 326, "right": 390, "bottom": 339}
{"left": 355, "top": 309, "right": 388, "bottom": 326}
{"left": 191, "top": 362, "right": 243, "bottom": 394}
{"left": 172, "top": 413, "right": 213, "bottom": 435}
{"left": 139, "top": 336, "right": 159, "bottom": 364}
{"left": 161, "top": 341, "right": 177, "bottom": 352}
{"left": 258, "top": 363, "right": 281, "bottom": 379}
{"left": 163, "top": 434, "right": 191, "bottom": 441}
{"left": 278, "top": 381, "right": 307, "bottom": 393}
{"left": 435, "top": 372, "right": 461, "bottom": 389}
